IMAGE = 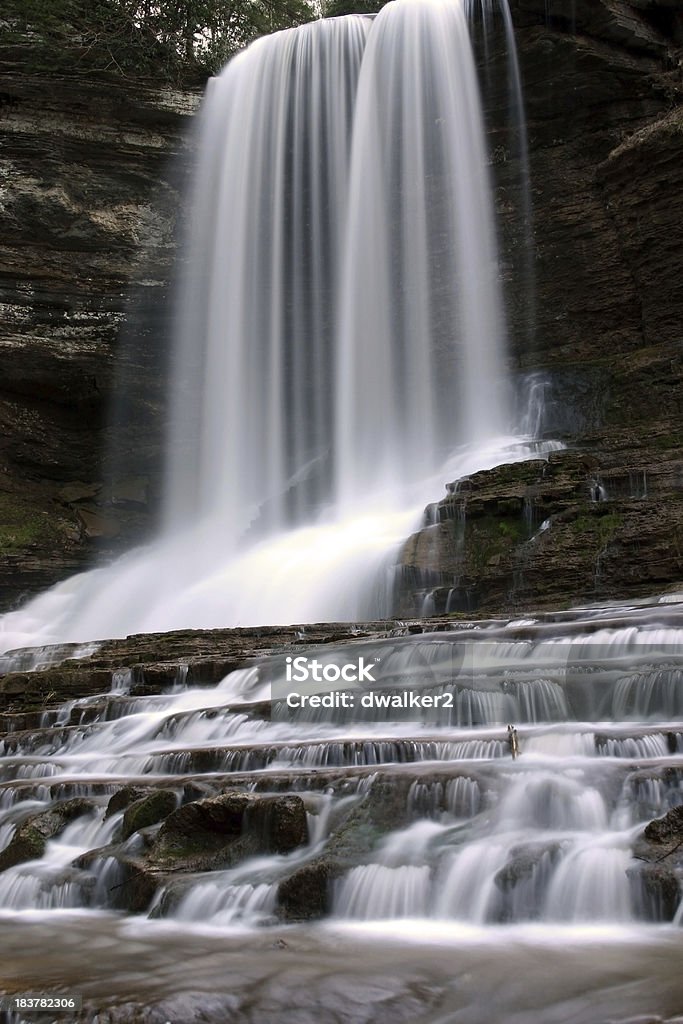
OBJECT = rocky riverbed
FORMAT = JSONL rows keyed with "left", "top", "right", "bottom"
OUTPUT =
{"left": 1, "top": 600, "right": 683, "bottom": 1021}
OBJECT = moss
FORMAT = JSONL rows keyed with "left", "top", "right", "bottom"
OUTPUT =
{"left": 0, "top": 494, "right": 58, "bottom": 553}
{"left": 570, "top": 515, "right": 594, "bottom": 535}
{"left": 497, "top": 520, "right": 526, "bottom": 541}
{"left": 570, "top": 512, "right": 623, "bottom": 544}
{"left": 0, "top": 798, "right": 93, "bottom": 872}
{"left": 463, "top": 515, "right": 527, "bottom": 573}
{"left": 597, "top": 513, "right": 623, "bottom": 542}
{"left": 148, "top": 792, "right": 308, "bottom": 872}
{"left": 121, "top": 790, "right": 177, "bottom": 840}
{"left": 0, "top": 824, "right": 46, "bottom": 872}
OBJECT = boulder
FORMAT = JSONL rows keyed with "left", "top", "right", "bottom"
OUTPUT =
{"left": 105, "top": 786, "right": 152, "bottom": 820}
{"left": 630, "top": 804, "right": 683, "bottom": 921}
{"left": 629, "top": 861, "right": 682, "bottom": 921}
{"left": 0, "top": 798, "right": 94, "bottom": 872}
{"left": 120, "top": 790, "right": 178, "bottom": 840}
{"left": 277, "top": 859, "right": 339, "bottom": 922}
{"left": 149, "top": 791, "right": 308, "bottom": 872}
{"left": 643, "top": 805, "right": 683, "bottom": 847}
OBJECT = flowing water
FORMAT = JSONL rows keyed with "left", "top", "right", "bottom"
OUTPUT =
{"left": 1, "top": 602, "right": 683, "bottom": 1021}
{"left": 1, "top": 2, "right": 681, "bottom": 1021}
{"left": 0, "top": 0, "right": 537, "bottom": 654}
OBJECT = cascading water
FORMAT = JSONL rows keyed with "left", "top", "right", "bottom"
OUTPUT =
{"left": 335, "top": 0, "right": 507, "bottom": 505}
{"left": 0, "top": 0, "right": 549, "bottom": 655}
{"left": 1, "top": 604, "right": 683, "bottom": 1021}
{"left": 167, "top": 15, "right": 370, "bottom": 533}
{"left": 4, "top": 5, "right": 682, "bottom": 1019}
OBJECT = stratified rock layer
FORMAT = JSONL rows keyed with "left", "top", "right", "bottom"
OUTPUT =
{"left": 0, "top": 41, "right": 200, "bottom": 606}
{"left": 0, "top": 1, "right": 682, "bottom": 613}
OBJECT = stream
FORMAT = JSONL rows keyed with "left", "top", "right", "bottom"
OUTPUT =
{"left": 1, "top": 598, "right": 682, "bottom": 1022}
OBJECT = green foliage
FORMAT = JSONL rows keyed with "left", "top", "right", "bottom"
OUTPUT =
{"left": 0, "top": 495, "right": 57, "bottom": 554}
{"left": 570, "top": 512, "right": 623, "bottom": 544}
{"left": 461, "top": 515, "right": 526, "bottom": 573}
{"left": 1, "top": 0, "right": 316, "bottom": 81}
{"left": 322, "top": 0, "right": 386, "bottom": 17}
{"left": 497, "top": 519, "right": 525, "bottom": 541}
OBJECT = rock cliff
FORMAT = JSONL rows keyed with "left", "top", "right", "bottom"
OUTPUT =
{"left": 0, "top": 31, "right": 200, "bottom": 607}
{"left": 0, "top": 1, "right": 682, "bottom": 617}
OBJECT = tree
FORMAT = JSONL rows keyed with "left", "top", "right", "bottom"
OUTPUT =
{"left": 321, "top": 0, "right": 386, "bottom": 18}
{"left": 1, "top": 0, "right": 316, "bottom": 81}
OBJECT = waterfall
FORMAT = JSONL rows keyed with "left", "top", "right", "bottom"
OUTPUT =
{"left": 0, "top": 0, "right": 537, "bottom": 652}
{"left": 166, "top": 16, "right": 370, "bottom": 534}
{"left": 336, "top": 0, "right": 508, "bottom": 508}
{"left": 1, "top": 7, "right": 682, "bottom": 1015}
{"left": 169, "top": 0, "right": 509, "bottom": 534}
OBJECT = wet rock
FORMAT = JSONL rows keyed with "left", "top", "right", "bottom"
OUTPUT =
{"left": 0, "top": 621, "right": 400, "bottom": 714}
{"left": 149, "top": 791, "right": 308, "bottom": 872}
{"left": 113, "top": 860, "right": 162, "bottom": 914}
{"left": 493, "top": 841, "right": 565, "bottom": 920}
{"left": 121, "top": 790, "right": 178, "bottom": 840}
{"left": 76, "top": 508, "right": 121, "bottom": 540}
{"left": 277, "top": 860, "right": 339, "bottom": 922}
{"left": 105, "top": 786, "right": 153, "bottom": 820}
{"left": 245, "top": 794, "right": 310, "bottom": 854}
{"left": 396, "top": 441, "right": 683, "bottom": 617}
{"left": 0, "top": 798, "right": 94, "bottom": 872}
{"left": 598, "top": 106, "right": 683, "bottom": 349}
{"left": 105, "top": 858, "right": 160, "bottom": 914}
{"left": 630, "top": 804, "right": 683, "bottom": 920}
{"left": 324, "top": 777, "right": 414, "bottom": 864}
{"left": 494, "top": 841, "right": 563, "bottom": 890}
{"left": 629, "top": 862, "right": 682, "bottom": 921}
{"left": 0, "top": 33, "right": 203, "bottom": 609}
{"left": 74, "top": 841, "right": 163, "bottom": 913}
{"left": 643, "top": 805, "right": 683, "bottom": 848}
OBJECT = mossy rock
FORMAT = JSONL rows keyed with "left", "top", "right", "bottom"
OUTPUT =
{"left": 0, "top": 493, "right": 59, "bottom": 554}
{"left": 494, "top": 841, "right": 563, "bottom": 890}
{"left": 105, "top": 786, "right": 152, "bottom": 820}
{"left": 324, "top": 777, "right": 414, "bottom": 864}
{"left": 0, "top": 798, "right": 94, "bottom": 873}
{"left": 462, "top": 515, "right": 527, "bottom": 574}
{"left": 633, "top": 804, "right": 683, "bottom": 906}
{"left": 629, "top": 862, "right": 682, "bottom": 921}
{"left": 277, "top": 859, "right": 341, "bottom": 922}
{"left": 569, "top": 511, "right": 623, "bottom": 544}
{"left": 149, "top": 791, "right": 308, "bottom": 872}
{"left": 121, "top": 790, "right": 177, "bottom": 840}
{"left": 643, "top": 804, "right": 683, "bottom": 847}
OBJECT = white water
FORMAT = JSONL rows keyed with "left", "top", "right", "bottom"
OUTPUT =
{"left": 2, "top": 611, "right": 683, "bottom": 922}
{"left": 0, "top": 609, "right": 682, "bottom": 1019}
{"left": 0, "top": 0, "right": 544, "bottom": 656}
{"left": 1, "top": 7, "right": 682, "bottom": 1021}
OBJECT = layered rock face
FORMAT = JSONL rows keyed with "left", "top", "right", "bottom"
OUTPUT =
{"left": 0, "top": 39, "right": 200, "bottom": 608}
{"left": 0, "top": 2, "right": 682, "bottom": 616}
{"left": 397, "top": 0, "right": 683, "bottom": 615}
